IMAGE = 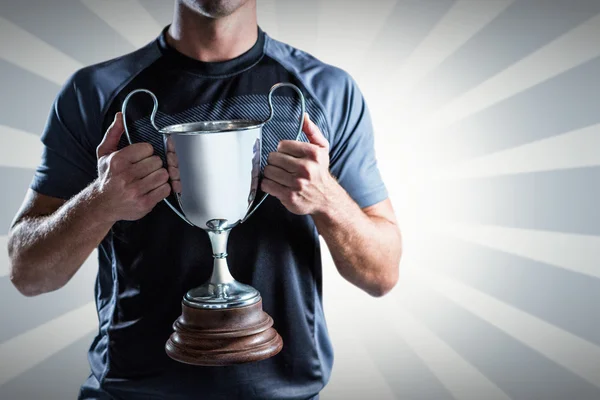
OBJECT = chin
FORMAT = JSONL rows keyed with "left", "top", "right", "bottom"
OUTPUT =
{"left": 183, "top": 0, "right": 251, "bottom": 18}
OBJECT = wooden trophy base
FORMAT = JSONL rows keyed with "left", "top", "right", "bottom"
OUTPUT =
{"left": 165, "top": 298, "right": 283, "bottom": 366}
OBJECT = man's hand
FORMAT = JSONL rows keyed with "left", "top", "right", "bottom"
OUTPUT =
{"left": 262, "top": 113, "right": 336, "bottom": 216}
{"left": 95, "top": 112, "right": 171, "bottom": 222}
{"left": 7, "top": 111, "right": 172, "bottom": 296}
{"left": 263, "top": 113, "right": 401, "bottom": 297}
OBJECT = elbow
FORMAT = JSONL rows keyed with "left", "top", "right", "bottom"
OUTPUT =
{"left": 8, "top": 256, "right": 44, "bottom": 297}
{"left": 368, "top": 268, "right": 399, "bottom": 298}
{"left": 368, "top": 247, "right": 402, "bottom": 298}
{"left": 8, "top": 256, "right": 40, "bottom": 297}
{"left": 8, "top": 242, "right": 56, "bottom": 297}
{"left": 9, "top": 261, "right": 58, "bottom": 297}
{"left": 10, "top": 271, "right": 44, "bottom": 297}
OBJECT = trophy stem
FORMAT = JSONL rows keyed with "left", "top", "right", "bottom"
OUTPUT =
{"left": 183, "top": 226, "right": 259, "bottom": 309}
{"left": 207, "top": 230, "right": 234, "bottom": 285}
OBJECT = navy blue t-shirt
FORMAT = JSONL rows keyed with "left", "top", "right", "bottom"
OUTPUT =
{"left": 31, "top": 27, "right": 387, "bottom": 400}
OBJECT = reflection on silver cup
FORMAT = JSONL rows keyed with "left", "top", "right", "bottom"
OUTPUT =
{"left": 163, "top": 121, "right": 267, "bottom": 309}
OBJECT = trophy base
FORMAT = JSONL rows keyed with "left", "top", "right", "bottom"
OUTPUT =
{"left": 165, "top": 298, "right": 283, "bottom": 366}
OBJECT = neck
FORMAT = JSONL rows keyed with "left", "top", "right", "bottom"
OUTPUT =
{"left": 167, "top": 1, "right": 258, "bottom": 63}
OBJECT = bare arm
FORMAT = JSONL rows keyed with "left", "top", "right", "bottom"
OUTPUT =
{"left": 8, "top": 187, "right": 113, "bottom": 296}
{"left": 312, "top": 197, "right": 401, "bottom": 297}
{"left": 262, "top": 114, "right": 401, "bottom": 297}
{"left": 8, "top": 113, "right": 171, "bottom": 296}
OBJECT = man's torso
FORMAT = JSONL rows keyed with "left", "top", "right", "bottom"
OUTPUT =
{"left": 31, "top": 26, "right": 387, "bottom": 400}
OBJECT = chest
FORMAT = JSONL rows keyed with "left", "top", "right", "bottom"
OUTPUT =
{"left": 104, "top": 68, "right": 330, "bottom": 169}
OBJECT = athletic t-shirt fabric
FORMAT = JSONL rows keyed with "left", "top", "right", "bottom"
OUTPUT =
{"left": 31, "top": 27, "right": 387, "bottom": 400}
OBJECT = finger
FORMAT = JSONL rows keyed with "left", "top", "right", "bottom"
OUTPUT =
{"left": 137, "top": 168, "right": 169, "bottom": 194}
{"left": 267, "top": 151, "right": 303, "bottom": 173}
{"left": 167, "top": 165, "right": 180, "bottom": 181}
{"left": 264, "top": 165, "right": 295, "bottom": 188}
{"left": 144, "top": 183, "right": 171, "bottom": 205}
{"left": 167, "top": 151, "right": 179, "bottom": 168}
{"left": 171, "top": 180, "right": 182, "bottom": 194}
{"left": 303, "top": 113, "right": 328, "bottom": 148}
{"left": 118, "top": 142, "right": 155, "bottom": 163}
{"left": 261, "top": 177, "right": 290, "bottom": 199}
{"left": 277, "top": 140, "right": 319, "bottom": 159}
{"left": 166, "top": 136, "right": 176, "bottom": 152}
{"left": 130, "top": 155, "right": 163, "bottom": 180}
{"left": 97, "top": 113, "right": 125, "bottom": 158}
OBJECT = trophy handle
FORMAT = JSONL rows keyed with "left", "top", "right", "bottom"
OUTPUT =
{"left": 121, "top": 89, "right": 194, "bottom": 226}
{"left": 241, "top": 83, "right": 306, "bottom": 223}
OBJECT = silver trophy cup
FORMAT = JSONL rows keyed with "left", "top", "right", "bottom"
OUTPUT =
{"left": 121, "top": 83, "right": 305, "bottom": 365}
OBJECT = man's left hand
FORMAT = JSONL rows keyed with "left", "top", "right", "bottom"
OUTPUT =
{"left": 262, "top": 113, "right": 336, "bottom": 216}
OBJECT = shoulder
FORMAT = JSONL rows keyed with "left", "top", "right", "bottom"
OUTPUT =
{"left": 58, "top": 40, "right": 162, "bottom": 126}
{"left": 264, "top": 35, "right": 363, "bottom": 136}
{"left": 264, "top": 35, "right": 356, "bottom": 95}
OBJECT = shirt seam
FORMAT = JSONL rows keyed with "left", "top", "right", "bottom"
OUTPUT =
{"left": 312, "top": 227, "right": 324, "bottom": 383}
{"left": 95, "top": 41, "right": 164, "bottom": 386}
{"left": 99, "top": 234, "right": 117, "bottom": 385}
{"left": 264, "top": 38, "right": 329, "bottom": 384}
{"left": 263, "top": 41, "right": 333, "bottom": 143}
{"left": 99, "top": 41, "right": 165, "bottom": 126}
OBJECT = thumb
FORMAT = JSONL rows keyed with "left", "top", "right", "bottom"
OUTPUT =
{"left": 302, "top": 113, "right": 328, "bottom": 148}
{"left": 97, "top": 112, "right": 125, "bottom": 158}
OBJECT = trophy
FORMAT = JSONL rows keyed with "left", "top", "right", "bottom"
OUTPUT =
{"left": 121, "top": 83, "right": 305, "bottom": 366}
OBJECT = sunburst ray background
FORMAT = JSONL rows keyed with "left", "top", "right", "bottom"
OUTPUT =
{"left": 1, "top": 1, "right": 599, "bottom": 399}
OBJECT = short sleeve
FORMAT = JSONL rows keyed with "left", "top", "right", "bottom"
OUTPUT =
{"left": 328, "top": 77, "right": 388, "bottom": 209}
{"left": 30, "top": 73, "right": 98, "bottom": 200}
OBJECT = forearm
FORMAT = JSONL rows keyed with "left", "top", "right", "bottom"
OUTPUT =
{"left": 313, "top": 184, "right": 402, "bottom": 297}
{"left": 8, "top": 182, "right": 114, "bottom": 296}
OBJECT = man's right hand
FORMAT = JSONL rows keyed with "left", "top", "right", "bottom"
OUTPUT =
{"left": 7, "top": 112, "right": 171, "bottom": 296}
{"left": 95, "top": 112, "right": 171, "bottom": 222}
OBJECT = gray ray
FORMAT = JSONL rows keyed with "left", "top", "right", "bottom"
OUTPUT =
{"left": 80, "top": 0, "right": 163, "bottom": 49}
{"left": 138, "top": 0, "right": 174, "bottom": 28}
{"left": 433, "top": 223, "right": 600, "bottom": 280}
{"left": 412, "top": 0, "right": 600, "bottom": 114}
{"left": 433, "top": 166, "right": 600, "bottom": 236}
{"left": 386, "top": 0, "right": 514, "bottom": 99}
{"left": 423, "top": 12, "right": 600, "bottom": 135}
{"left": 0, "top": 255, "right": 97, "bottom": 344}
{"left": 412, "top": 267, "right": 600, "bottom": 390}
{"left": 360, "top": 0, "right": 454, "bottom": 97}
{"left": 438, "top": 123, "right": 600, "bottom": 179}
{"left": 424, "top": 54, "right": 600, "bottom": 168}
{"left": 274, "top": 0, "right": 320, "bottom": 52}
{"left": 0, "top": 301, "right": 96, "bottom": 386}
{"left": 0, "top": 60, "right": 60, "bottom": 135}
{"left": 0, "top": 126, "right": 43, "bottom": 170}
{"left": 0, "top": 236, "right": 8, "bottom": 278}
{"left": 391, "top": 308, "right": 512, "bottom": 400}
{"left": 0, "top": 167, "right": 35, "bottom": 236}
{"left": 0, "top": 0, "right": 135, "bottom": 66}
{"left": 0, "top": 332, "right": 94, "bottom": 399}
{"left": 356, "top": 306, "right": 454, "bottom": 400}
{"left": 405, "top": 286, "right": 600, "bottom": 400}
{"left": 0, "top": 15, "right": 82, "bottom": 86}
{"left": 321, "top": 314, "right": 396, "bottom": 399}
{"left": 416, "top": 232, "right": 600, "bottom": 347}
